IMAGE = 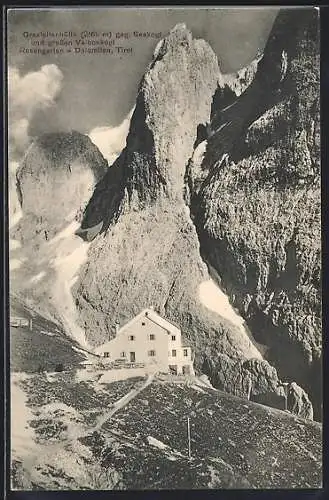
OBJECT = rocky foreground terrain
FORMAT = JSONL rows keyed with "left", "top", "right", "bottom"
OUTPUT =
{"left": 12, "top": 372, "right": 322, "bottom": 490}
{"left": 10, "top": 306, "right": 321, "bottom": 490}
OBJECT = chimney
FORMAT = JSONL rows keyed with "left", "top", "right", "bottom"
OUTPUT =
{"left": 114, "top": 322, "right": 120, "bottom": 336}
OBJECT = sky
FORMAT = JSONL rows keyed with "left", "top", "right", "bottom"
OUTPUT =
{"left": 7, "top": 7, "right": 279, "bottom": 140}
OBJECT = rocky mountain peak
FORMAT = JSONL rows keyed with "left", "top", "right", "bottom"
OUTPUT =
{"left": 126, "top": 23, "right": 220, "bottom": 203}
{"left": 81, "top": 24, "right": 221, "bottom": 232}
{"left": 152, "top": 23, "right": 192, "bottom": 60}
{"left": 13, "top": 130, "right": 107, "bottom": 245}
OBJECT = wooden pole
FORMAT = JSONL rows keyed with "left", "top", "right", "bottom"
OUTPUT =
{"left": 187, "top": 417, "right": 191, "bottom": 459}
{"left": 247, "top": 378, "right": 252, "bottom": 401}
{"left": 282, "top": 382, "right": 289, "bottom": 411}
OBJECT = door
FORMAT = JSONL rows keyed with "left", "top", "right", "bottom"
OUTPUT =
{"left": 169, "top": 365, "right": 177, "bottom": 375}
{"left": 130, "top": 352, "right": 136, "bottom": 362}
{"left": 182, "top": 365, "right": 191, "bottom": 375}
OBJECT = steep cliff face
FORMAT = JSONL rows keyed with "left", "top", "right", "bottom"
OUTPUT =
{"left": 210, "top": 57, "right": 260, "bottom": 124}
{"left": 72, "top": 23, "right": 313, "bottom": 419}
{"left": 223, "top": 57, "right": 260, "bottom": 97}
{"left": 189, "top": 9, "right": 321, "bottom": 419}
{"left": 75, "top": 24, "right": 246, "bottom": 360}
{"left": 9, "top": 163, "right": 22, "bottom": 229}
{"left": 187, "top": 58, "right": 260, "bottom": 194}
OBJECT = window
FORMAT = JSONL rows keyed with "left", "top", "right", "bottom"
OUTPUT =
{"left": 149, "top": 334, "right": 155, "bottom": 340}
{"left": 171, "top": 335, "right": 176, "bottom": 341}
{"left": 104, "top": 352, "right": 110, "bottom": 358}
{"left": 172, "top": 349, "right": 177, "bottom": 357}
{"left": 148, "top": 350, "right": 156, "bottom": 357}
{"left": 142, "top": 322, "right": 146, "bottom": 326}
{"left": 183, "top": 349, "right": 188, "bottom": 357}
{"left": 120, "top": 351, "right": 126, "bottom": 358}
{"left": 128, "top": 335, "right": 135, "bottom": 341}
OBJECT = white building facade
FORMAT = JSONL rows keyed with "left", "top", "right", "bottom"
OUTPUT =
{"left": 94, "top": 308, "right": 195, "bottom": 376}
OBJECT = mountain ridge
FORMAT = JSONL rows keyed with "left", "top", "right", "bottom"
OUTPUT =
{"left": 10, "top": 12, "right": 320, "bottom": 422}
{"left": 188, "top": 8, "right": 321, "bottom": 418}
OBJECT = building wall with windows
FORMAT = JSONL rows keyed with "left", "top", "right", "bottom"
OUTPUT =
{"left": 94, "top": 308, "right": 194, "bottom": 375}
{"left": 95, "top": 312, "right": 170, "bottom": 372}
{"left": 168, "top": 345, "right": 193, "bottom": 375}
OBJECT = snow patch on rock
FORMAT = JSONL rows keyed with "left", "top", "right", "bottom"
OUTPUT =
{"left": 10, "top": 239, "right": 21, "bottom": 250}
{"left": 10, "top": 258, "right": 26, "bottom": 271}
{"left": 51, "top": 234, "right": 91, "bottom": 348}
{"left": 29, "top": 271, "right": 46, "bottom": 284}
{"left": 9, "top": 207, "right": 23, "bottom": 230}
{"left": 199, "top": 279, "right": 264, "bottom": 359}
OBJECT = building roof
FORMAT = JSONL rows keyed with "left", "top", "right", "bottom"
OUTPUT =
{"left": 115, "top": 308, "right": 181, "bottom": 336}
{"left": 142, "top": 309, "right": 181, "bottom": 335}
{"left": 94, "top": 309, "right": 184, "bottom": 354}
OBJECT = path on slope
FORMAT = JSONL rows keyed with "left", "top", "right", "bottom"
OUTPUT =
{"left": 12, "top": 372, "right": 155, "bottom": 482}
{"left": 59, "top": 372, "right": 156, "bottom": 443}
{"left": 92, "top": 373, "right": 155, "bottom": 432}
